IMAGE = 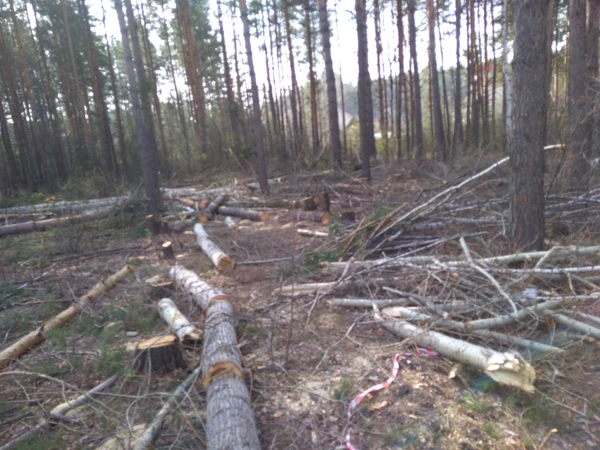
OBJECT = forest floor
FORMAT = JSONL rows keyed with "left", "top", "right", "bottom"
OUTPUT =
{"left": 0, "top": 156, "right": 599, "bottom": 449}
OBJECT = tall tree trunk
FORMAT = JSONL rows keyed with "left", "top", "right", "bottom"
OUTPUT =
{"left": 318, "top": 0, "right": 342, "bottom": 170}
{"left": 238, "top": 0, "right": 269, "bottom": 194}
{"left": 282, "top": 0, "right": 301, "bottom": 155}
{"left": 568, "top": 0, "right": 590, "bottom": 187}
{"left": 356, "top": 0, "right": 375, "bottom": 180}
{"left": 469, "top": 0, "right": 479, "bottom": 148}
{"left": 218, "top": 0, "right": 243, "bottom": 149}
{"left": 374, "top": 0, "right": 387, "bottom": 158}
{"left": 452, "top": 0, "right": 464, "bottom": 158}
{"left": 437, "top": 12, "right": 451, "bottom": 151}
{"left": 407, "top": 0, "right": 423, "bottom": 159}
{"left": 587, "top": 0, "right": 600, "bottom": 159}
{"left": 115, "top": 0, "right": 161, "bottom": 213}
{"left": 0, "top": 94, "right": 18, "bottom": 192}
{"left": 427, "top": 0, "right": 445, "bottom": 160}
{"left": 509, "top": 0, "right": 552, "bottom": 251}
{"left": 304, "top": 0, "right": 319, "bottom": 155}
{"left": 264, "top": 0, "right": 284, "bottom": 159}
{"left": 101, "top": 0, "right": 128, "bottom": 175}
{"left": 503, "top": 0, "right": 512, "bottom": 150}
{"left": 333, "top": 0, "right": 347, "bottom": 154}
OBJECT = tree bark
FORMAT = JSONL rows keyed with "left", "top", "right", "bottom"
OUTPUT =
{"left": 355, "top": 0, "right": 375, "bottom": 180}
{"left": 282, "top": 0, "right": 302, "bottom": 155}
{"left": 239, "top": 0, "right": 269, "bottom": 194}
{"left": 318, "top": 0, "right": 342, "bottom": 170}
{"left": 509, "top": 0, "right": 552, "bottom": 251}
{"left": 407, "top": 0, "right": 424, "bottom": 159}
{"left": 427, "top": 0, "right": 446, "bottom": 160}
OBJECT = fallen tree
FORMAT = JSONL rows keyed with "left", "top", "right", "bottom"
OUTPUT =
{"left": 0, "top": 265, "right": 134, "bottom": 370}
{"left": 217, "top": 205, "right": 268, "bottom": 222}
{"left": 0, "top": 209, "right": 113, "bottom": 238}
{"left": 0, "top": 196, "right": 128, "bottom": 216}
{"left": 170, "top": 265, "right": 260, "bottom": 450}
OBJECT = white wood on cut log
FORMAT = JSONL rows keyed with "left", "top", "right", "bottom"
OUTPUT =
{"left": 170, "top": 266, "right": 228, "bottom": 309}
{"left": 194, "top": 223, "right": 235, "bottom": 270}
{"left": 375, "top": 312, "right": 536, "bottom": 392}
{"left": 205, "top": 375, "right": 260, "bottom": 450}
{"left": 297, "top": 228, "right": 329, "bottom": 237}
{"left": 157, "top": 298, "right": 201, "bottom": 342}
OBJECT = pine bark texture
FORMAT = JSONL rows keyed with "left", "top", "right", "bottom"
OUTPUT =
{"left": 407, "top": 0, "right": 424, "bottom": 159}
{"left": 427, "top": 0, "right": 445, "bottom": 160}
{"left": 509, "top": 0, "right": 552, "bottom": 251}
{"left": 170, "top": 266, "right": 260, "bottom": 450}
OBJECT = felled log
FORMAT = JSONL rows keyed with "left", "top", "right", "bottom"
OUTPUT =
{"left": 291, "top": 210, "right": 330, "bottom": 224}
{"left": 170, "top": 266, "right": 260, "bottom": 450}
{"left": 0, "top": 195, "right": 128, "bottom": 216}
{"left": 292, "top": 192, "right": 329, "bottom": 212}
{"left": 132, "top": 335, "right": 185, "bottom": 374}
{"left": 0, "top": 265, "right": 133, "bottom": 370}
{"left": 194, "top": 223, "right": 235, "bottom": 270}
{"left": 158, "top": 298, "right": 202, "bottom": 343}
{"left": 199, "top": 194, "right": 228, "bottom": 222}
{"left": 178, "top": 197, "right": 208, "bottom": 210}
{"left": 375, "top": 311, "right": 536, "bottom": 393}
{"left": 0, "top": 210, "right": 109, "bottom": 238}
{"left": 217, "top": 205, "right": 268, "bottom": 222}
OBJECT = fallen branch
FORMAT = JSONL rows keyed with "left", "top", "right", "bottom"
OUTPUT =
{"left": 547, "top": 312, "right": 600, "bottom": 339}
{"left": 158, "top": 298, "right": 202, "bottom": 343}
{"left": 193, "top": 223, "right": 235, "bottom": 270}
{"left": 0, "top": 266, "right": 133, "bottom": 370}
{"left": 375, "top": 310, "right": 536, "bottom": 392}
{"left": 0, "top": 210, "right": 111, "bottom": 238}
{"left": 134, "top": 367, "right": 201, "bottom": 450}
{"left": 51, "top": 375, "right": 118, "bottom": 416}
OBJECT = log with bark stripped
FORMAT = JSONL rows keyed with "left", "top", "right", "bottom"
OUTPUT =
{"left": 158, "top": 298, "right": 202, "bottom": 343}
{"left": 0, "top": 266, "right": 133, "bottom": 370}
{"left": 217, "top": 205, "right": 268, "bottom": 222}
{"left": 170, "top": 266, "right": 260, "bottom": 450}
{"left": 194, "top": 223, "right": 235, "bottom": 270}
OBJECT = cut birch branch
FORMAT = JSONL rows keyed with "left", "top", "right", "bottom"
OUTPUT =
{"left": 134, "top": 366, "right": 201, "bottom": 450}
{"left": 375, "top": 311, "right": 536, "bottom": 392}
{"left": 158, "top": 298, "right": 202, "bottom": 343}
{"left": 297, "top": 228, "right": 329, "bottom": 237}
{"left": 169, "top": 265, "right": 260, "bottom": 450}
{"left": 546, "top": 312, "right": 600, "bottom": 339}
{"left": 217, "top": 205, "right": 268, "bottom": 222}
{"left": 50, "top": 375, "right": 118, "bottom": 417}
{"left": 0, "top": 265, "right": 133, "bottom": 370}
{"left": 194, "top": 223, "right": 235, "bottom": 270}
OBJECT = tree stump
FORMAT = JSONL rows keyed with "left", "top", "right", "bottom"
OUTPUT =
{"left": 132, "top": 335, "right": 185, "bottom": 374}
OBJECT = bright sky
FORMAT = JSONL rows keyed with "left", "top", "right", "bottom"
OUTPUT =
{"left": 84, "top": 0, "right": 480, "bottom": 96}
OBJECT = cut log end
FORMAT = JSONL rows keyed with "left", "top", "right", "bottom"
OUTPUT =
{"left": 259, "top": 211, "right": 269, "bottom": 222}
{"left": 216, "top": 255, "right": 235, "bottom": 271}
{"left": 132, "top": 335, "right": 185, "bottom": 374}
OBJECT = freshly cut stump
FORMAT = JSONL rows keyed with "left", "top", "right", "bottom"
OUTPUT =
{"left": 132, "top": 335, "right": 185, "bottom": 374}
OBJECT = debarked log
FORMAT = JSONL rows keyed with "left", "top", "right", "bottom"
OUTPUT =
{"left": 0, "top": 265, "right": 133, "bottom": 370}
{"left": 170, "top": 266, "right": 260, "bottom": 450}
{"left": 217, "top": 205, "right": 268, "bottom": 222}
{"left": 158, "top": 298, "right": 202, "bottom": 343}
{"left": 375, "top": 312, "right": 536, "bottom": 393}
{"left": 194, "top": 223, "right": 235, "bottom": 270}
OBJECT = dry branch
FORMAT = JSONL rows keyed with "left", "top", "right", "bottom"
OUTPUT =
{"left": 157, "top": 298, "right": 202, "bottom": 343}
{"left": 134, "top": 366, "right": 202, "bottom": 450}
{"left": 170, "top": 266, "right": 260, "bottom": 450}
{"left": 0, "top": 265, "right": 133, "bottom": 370}
{"left": 51, "top": 375, "right": 118, "bottom": 416}
{"left": 194, "top": 223, "right": 235, "bottom": 270}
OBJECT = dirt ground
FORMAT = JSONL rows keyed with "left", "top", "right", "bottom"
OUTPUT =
{"left": 1, "top": 162, "right": 599, "bottom": 449}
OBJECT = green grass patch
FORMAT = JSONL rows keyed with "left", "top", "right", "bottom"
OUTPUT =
{"left": 12, "top": 430, "right": 71, "bottom": 450}
{"left": 483, "top": 422, "right": 501, "bottom": 440}
{"left": 461, "top": 395, "right": 488, "bottom": 413}
{"left": 331, "top": 378, "right": 355, "bottom": 402}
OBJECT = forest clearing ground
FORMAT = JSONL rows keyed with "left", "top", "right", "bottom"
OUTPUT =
{"left": 1, "top": 161, "right": 599, "bottom": 449}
